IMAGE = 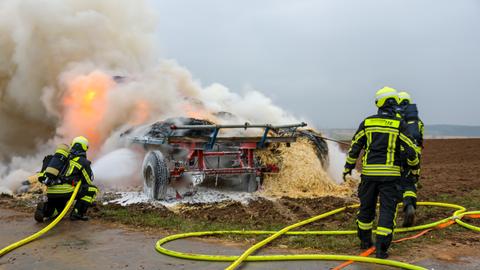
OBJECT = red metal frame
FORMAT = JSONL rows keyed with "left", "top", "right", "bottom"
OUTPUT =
{"left": 169, "top": 141, "right": 272, "bottom": 179}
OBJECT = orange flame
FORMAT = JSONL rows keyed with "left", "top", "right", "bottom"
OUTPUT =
{"left": 183, "top": 102, "right": 212, "bottom": 120}
{"left": 130, "top": 100, "right": 151, "bottom": 125}
{"left": 62, "top": 71, "right": 114, "bottom": 153}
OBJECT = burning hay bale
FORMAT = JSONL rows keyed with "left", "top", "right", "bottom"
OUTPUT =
{"left": 297, "top": 129, "right": 329, "bottom": 167}
{"left": 26, "top": 176, "right": 46, "bottom": 194}
{"left": 11, "top": 175, "right": 47, "bottom": 201}
{"left": 258, "top": 136, "right": 356, "bottom": 198}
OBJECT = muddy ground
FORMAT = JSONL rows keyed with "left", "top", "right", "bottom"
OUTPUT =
{"left": 418, "top": 138, "right": 480, "bottom": 199}
{"left": 1, "top": 139, "right": 480, "bottom": 269}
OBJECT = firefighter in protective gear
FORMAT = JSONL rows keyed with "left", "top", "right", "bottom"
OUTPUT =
{"left": 64, "top": 136, "right": 98, "bottom": 221}
{"left": 34, "top": 143, "right": 73, "bottom": 222}
{"left": 343, "top": 87, "right": 420, "bottom": 259}
{"left": 34, "top": 136, "right": 98, "bottom": 222}
{"left": 397, "top": 91, "right": 424, "bottom": 227}
{"left": 37, "top": 143, "right": 70, "bottom": 185}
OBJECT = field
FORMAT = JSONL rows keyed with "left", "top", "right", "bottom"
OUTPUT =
{"left": 1, "top": 139, "right": 480, "bottom": 269}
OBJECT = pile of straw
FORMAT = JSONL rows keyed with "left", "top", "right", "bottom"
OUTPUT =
{"left": 257, "top": 138, "right": 355, "bottom": 198}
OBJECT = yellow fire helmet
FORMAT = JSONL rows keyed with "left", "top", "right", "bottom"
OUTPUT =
{"left": 375, "top": 87, "right": 399, "bottom": 108}
{"left": 71, "top": 136, "right": 89, "bottom": 151}
{"left": 398, "top": 91, "right": 412, "bottom": 104}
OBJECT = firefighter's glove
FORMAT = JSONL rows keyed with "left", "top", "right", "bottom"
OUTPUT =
{"left": 37, "top": 172, "right": 46, "bottom": 184}
{"left": 410, "top": 168, "right": 420, "bottom": 176}
{"left": 38, "top": 176, "right": 46, "bottom": 184}
{"left": 44, "top": 177, "right": 54, "bottom": 186}
{"left": 342, "top": 168, "right": 352, "bottom": 182}
{"left": 409, "top": 169, "right": 420, "bottom": 182}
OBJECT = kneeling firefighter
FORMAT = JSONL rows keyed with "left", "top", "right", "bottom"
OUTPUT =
{"left": 34, "top": 143, "right": 72, "bottom": 222}
{"left": 397, "top": 91, "right": 424, "bottom": 227}
{"left": 34, "top": 136, "right": 98, "bottom": 222}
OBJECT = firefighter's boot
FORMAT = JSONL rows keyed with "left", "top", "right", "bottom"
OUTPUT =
{"left": 34, "top": 202, "right": 46, "bottom": 223}
{"left": 375, "top": 235, "right": 392, "bottom": 259}
{"left": 70, "top": 202, "right": 89, "bottom": 221}
{"left": 358, "top": 229, "right": 373, "bottom": 250}
{"left": 403, "top": 204, "right": 416, "bottom": 227}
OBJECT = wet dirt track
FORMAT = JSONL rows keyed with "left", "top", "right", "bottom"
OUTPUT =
{"left": 0, "top": 208, "right": 208, "bottom": 270}
{"left": 2, "top": 208, "right": 480, "bottom": 270}
{"left": 0, "top": 208, "right": 353, "bottom": 270}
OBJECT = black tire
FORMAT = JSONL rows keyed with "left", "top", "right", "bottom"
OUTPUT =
{"left": 243, "top": 173, "right": 259, "bottom": 193}
{"left": 142, "top": 151, "right": 169, "bottom": 200}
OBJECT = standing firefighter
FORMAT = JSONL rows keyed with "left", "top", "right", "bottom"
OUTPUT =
{"left": 397, "top": 91, "right": 424, "bottom": 227}
{"left": 343, "top": 87, "right": 420, "bottom": 258}
{"left": 34, "top": 136, "right": 98, "bottom": 222}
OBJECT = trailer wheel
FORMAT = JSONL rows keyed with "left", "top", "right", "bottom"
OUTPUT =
{"left": 143, "top": 151, "right": 169, "bottom": 200}
{"left": 243, "top": 173, "right": 259, "bottom": 193}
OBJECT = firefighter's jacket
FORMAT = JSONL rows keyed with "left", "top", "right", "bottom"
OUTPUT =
{"left": 47, "top": 154, "right": 93, "bottom": 196}
{"left": 345, "top": 109, "right": 420, "bottom": 178}
{"left": 64, "top": 155, "right": 94, "bottom": 186}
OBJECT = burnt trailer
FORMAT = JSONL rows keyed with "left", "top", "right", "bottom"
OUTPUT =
{"left": 129, "top": 118, "right": 308, "bottom": 200}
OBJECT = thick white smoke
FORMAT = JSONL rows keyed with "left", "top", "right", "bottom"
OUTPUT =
{"left": 0, "top": 0, "right": 338, "bottom": 194}
{"left": 0, "top": 0, "right": 158, "bottom": 192}
{"left": 326, "top": 141, "right": 347, "bottom": 184}
{"left": 91, "top": 148, "right": 143, "bottom": 191}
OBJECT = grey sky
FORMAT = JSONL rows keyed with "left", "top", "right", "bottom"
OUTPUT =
{"left": 153, "top": 0, "right": 480, "bottom": 128}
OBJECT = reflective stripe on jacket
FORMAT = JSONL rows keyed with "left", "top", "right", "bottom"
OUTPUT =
{"left": 345, "top": 113, "right": 420, "bottom": 177}
{"left": 47, "top": 183, "right": 74, "bottom": 194}
{"left": 64, "top": 156, "right": 93, "bottom": 185}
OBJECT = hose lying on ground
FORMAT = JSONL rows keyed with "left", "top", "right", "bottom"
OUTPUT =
{"left": 155, "top": 201, "right": 480, "bottom": 270}
{"left": 0, "top": 181, "right": 81, "bottom": 257}
{"left": 1, "top": 191, "right": 478, "bottom": 269}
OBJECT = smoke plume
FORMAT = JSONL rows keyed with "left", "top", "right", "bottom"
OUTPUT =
{"left": 0, "top": 0, "right": 342, "bottom": 194}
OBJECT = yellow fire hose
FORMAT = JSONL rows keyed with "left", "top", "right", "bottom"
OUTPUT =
{"left": 155, "top": 201, "right": 480, "bottom": 270}
{"left": 1, "top": 189, "right": 479, "bottom": 269}
{"left": 0, "top": 181, "right": 81, "bottom": 257}
{"left": 455, "top": 211, "right": 480, "bottom": 232}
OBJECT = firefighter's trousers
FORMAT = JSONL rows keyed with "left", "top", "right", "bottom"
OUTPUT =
{"left": 42, "top": 195, "right": 71, "bottom": 218}
{"left": 356, "top": 177, "right": 400, "bottom": 252}
{"left": 73, "top": 184, "right": 99, "bottom": 216}
{"left": 39, "top": 183, "right": 98, "bottom": 218}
